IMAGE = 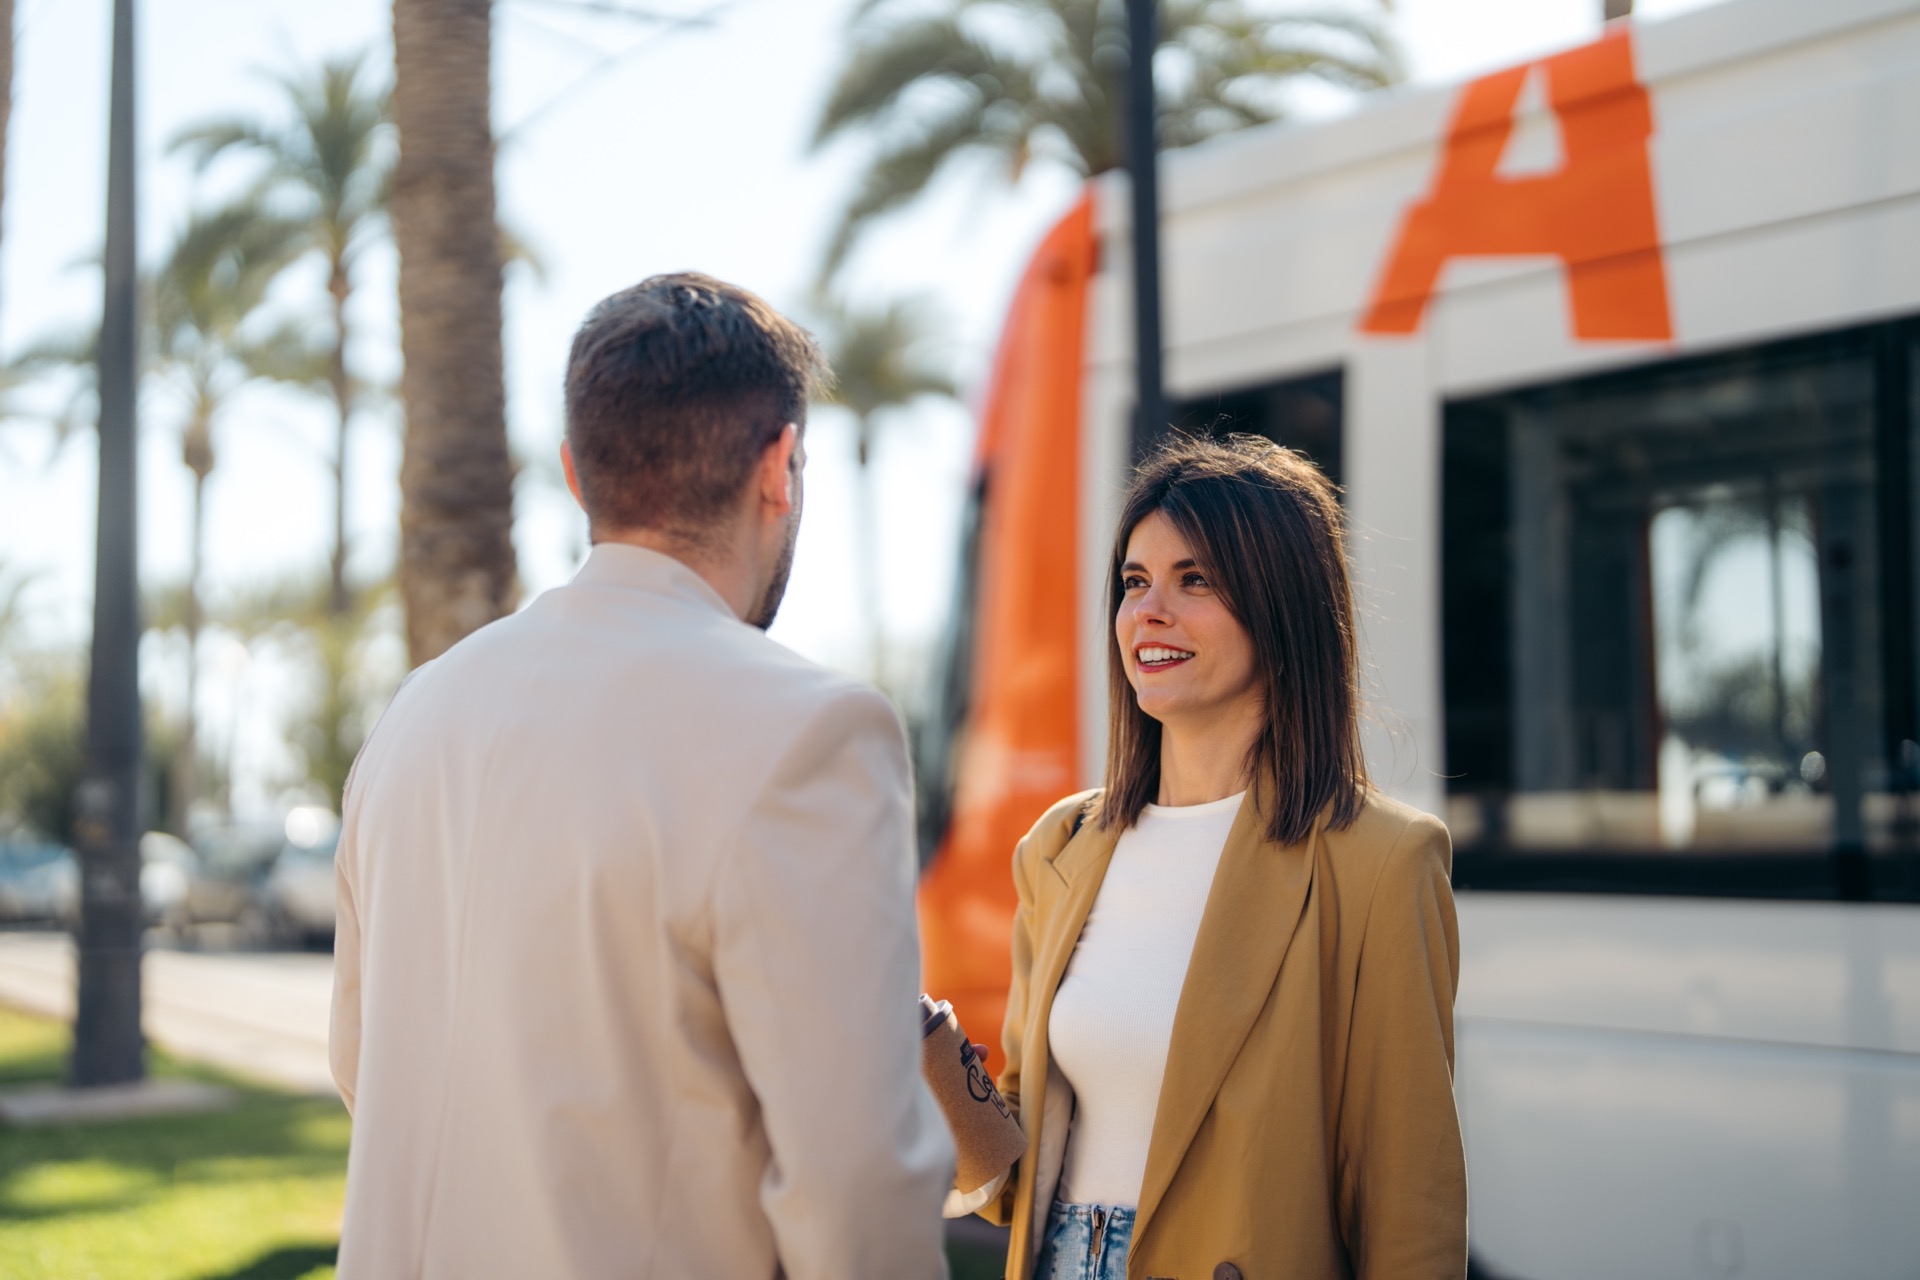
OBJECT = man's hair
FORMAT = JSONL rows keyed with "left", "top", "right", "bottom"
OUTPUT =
{"left": 564, "top": 273, "right": 829, "bottom": 538}
{"left": 1097, "top": 433, "right": 1370, "bottom": 846}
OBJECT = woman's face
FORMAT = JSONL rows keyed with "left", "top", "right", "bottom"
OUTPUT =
{"left": 1116, "top": 510, "right": 1261, "bottom": 732}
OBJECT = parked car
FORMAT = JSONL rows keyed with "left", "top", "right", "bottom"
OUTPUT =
{"left": 14, "top": 832, "right": 207, "bottom": 931}
{"left": 183, "top": 820, "right": 287, "bottom": 927}
{"left": 0, "top": 837, "right": 77, "bottom": 924}
{"left": 259, "top": 807, "right": 339, "bottom": 947}
{"left": 138, "top": 832, "right": 194, "bottom": 929}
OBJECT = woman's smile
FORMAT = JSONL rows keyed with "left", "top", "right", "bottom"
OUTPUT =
{"left": 1135, "top": 644, "right": 1195, "bottom": 671}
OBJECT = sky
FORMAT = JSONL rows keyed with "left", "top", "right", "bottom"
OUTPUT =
{"left": 0, "top": 0, "right": 1721, "bottom": 814}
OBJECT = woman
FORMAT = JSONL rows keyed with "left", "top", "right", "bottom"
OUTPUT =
{"left": 981, "top": 435, "right": 1466, "bottom": 1280}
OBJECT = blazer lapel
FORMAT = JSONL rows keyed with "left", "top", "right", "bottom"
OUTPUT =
{"left": 1134, "top": 788, "right": 1320, "bottom": 1240}
{"left": 1028, "top": 817, "right": 1122, "bottom": 1058}
{"left": 1015, "top": 814, "right": 1121, "bottom": 1229}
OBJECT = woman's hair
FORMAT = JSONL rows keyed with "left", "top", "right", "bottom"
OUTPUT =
{"left": 1096, "top": 433, "right": 1369, "bottom": 845}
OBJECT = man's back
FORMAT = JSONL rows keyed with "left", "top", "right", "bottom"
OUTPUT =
{"left": 331, "top": 545, "right": 952, "bottom": 1278}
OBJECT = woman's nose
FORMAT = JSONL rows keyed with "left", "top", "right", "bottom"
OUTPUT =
{"left": 1134, "top": 585, "right": 1172, "bottom": 623}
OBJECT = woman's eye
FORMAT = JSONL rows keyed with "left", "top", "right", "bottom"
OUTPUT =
{"left": 1121, "top": 575, "right": 1147, "bottom": 591}
{"left": 1182, "top": 572, "right": 1209, "bottom": 588}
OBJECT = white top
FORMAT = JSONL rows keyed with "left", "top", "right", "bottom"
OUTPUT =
{"left": 1048, "top": 790, "right": 1245, "bottom": 1208}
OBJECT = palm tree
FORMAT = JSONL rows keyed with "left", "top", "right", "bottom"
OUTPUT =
{"left": 148, "top": 206, "right": 305, "bottom": 824}
{"left": 390, "top": 0, "right": 519, "bottom": 666}
{"left": 813, "top": 0, "right": 1400, "bottom": 281}
{"left": 816, "top": 294, "right": 959, "bottom": 685}
{"left": 0, "top": 332, "right": 97, "bottom": 464}
{"left": 0, "top": 213, "right": 307, "bottom": 822}
{"left": 170, "top": 53, "right": 393, "bottom": 619}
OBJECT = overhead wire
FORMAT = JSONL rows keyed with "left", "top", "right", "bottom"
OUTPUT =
{"left": 496, "top": 0, "right": 752, "bottom": 144}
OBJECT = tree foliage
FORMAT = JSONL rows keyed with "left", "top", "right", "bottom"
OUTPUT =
{"left": 170, "top": 52, "right": 394, "bottom": 618}
{"left": 813, "top": 0, "right": 1401, "bottom": 280}
{"left": 0, "top": 657, "right": 83, "bottom": 843}
{"left": 815, "top": 293, "right": 959, "bottom": 462}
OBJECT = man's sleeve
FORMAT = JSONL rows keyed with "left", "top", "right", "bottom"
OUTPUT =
{"left": 710, "top": 683, "right": 954, "bottom": 1280}
{"left": 326, "top": 664, "right": 427, "bottom": 1118}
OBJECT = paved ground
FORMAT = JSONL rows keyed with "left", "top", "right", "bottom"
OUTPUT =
{"left": 0, "top": 929, "right": 336, "bottom": 1095}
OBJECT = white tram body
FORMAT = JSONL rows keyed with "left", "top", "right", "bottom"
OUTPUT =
{"left": 1073, "top": 1, "right": 1920, "bottom": 1274}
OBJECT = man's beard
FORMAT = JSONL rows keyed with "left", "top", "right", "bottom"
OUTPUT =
{"left": 747, "top": 509, "right": 800, "bottom": 630}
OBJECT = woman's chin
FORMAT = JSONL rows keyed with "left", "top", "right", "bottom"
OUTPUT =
{"left": 1134, "top": 692, "right": 1189, "bottom": 724}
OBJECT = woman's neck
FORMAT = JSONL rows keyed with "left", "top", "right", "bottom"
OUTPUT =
{"left": 1155, "top": 702, "right": 1263, "bottom": 807}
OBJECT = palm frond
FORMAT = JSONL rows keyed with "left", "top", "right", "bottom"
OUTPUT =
{"left": 0, "top": 326, "right": 102, "bottom": 462}
{"left": 813, "top": 0, "right": 1400, "bottom": 281}
{"left": 12, "top": 326, "right": 98, "bottom": 373}
{"left": 167, "top": 119, "right": 285, "bottom": 173}
{"left": 156, "top": 205, "right": 307, "bottom": 339}
{"left": 818, "top": 97, "right": 1021, "bottom": 284}
{"left": 236, "top": 317, "right": 334, "bottom": 390}
{"left": 816, "top": 294, "right": 959, "bottom": 420}
{"left": 498, "top": 222, "right": 548, "bottom": 283}
{"left": 815, "top": 15, "right": 1009, "bottom": 147}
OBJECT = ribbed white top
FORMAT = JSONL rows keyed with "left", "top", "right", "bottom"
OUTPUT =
{"left": 1048, "top": 790, "right": 1244, "bottom": 1208}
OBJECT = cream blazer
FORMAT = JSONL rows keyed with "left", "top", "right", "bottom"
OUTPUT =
{"left": 330, "top": 544, "right": 953, "bottom": 1280}
{"left": 987, "top": 785, "right": 1467, "bottom": 1280}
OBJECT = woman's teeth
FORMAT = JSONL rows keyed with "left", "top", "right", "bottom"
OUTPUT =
{"left": 1139, "top": 646, "right": 1194, "bottom": 665}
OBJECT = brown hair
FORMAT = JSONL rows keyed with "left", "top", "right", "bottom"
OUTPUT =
{"left": 564, "top": 272, "right": 828, "bottom": 539}
{"left": 1096, "top": 434, "right": 1369, "bottom": 845}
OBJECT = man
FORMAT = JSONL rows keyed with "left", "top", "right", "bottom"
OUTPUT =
{"left": 331, "top": 274, "right": 954, "bottom": 1278}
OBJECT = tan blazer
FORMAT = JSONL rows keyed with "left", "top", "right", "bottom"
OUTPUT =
{"left": 330, "top": 544, "right": 952, "bottom": 1280}
{"left": 987, "top": 784, "right": 1466, "bottom": 1280}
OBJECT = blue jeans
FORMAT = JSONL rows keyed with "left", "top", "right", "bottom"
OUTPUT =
{"left": 1034, "top": 1201, "right": 1135, "bottom": 1280}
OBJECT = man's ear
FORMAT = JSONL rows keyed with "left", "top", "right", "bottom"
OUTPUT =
{"left": 757, "top": 423, "right": 799, "bottom": 519}
{"left": 560, "top": 439, "right": 586, "bottom": 511}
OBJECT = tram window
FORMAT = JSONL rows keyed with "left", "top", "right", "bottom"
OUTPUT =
{"left": 1167, "top": 368, "right": 1343, "bottom": 488}
{"left": 1443, "top": 318, "right": 1920, "bottom": 899}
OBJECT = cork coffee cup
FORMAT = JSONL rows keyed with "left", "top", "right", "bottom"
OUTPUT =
{"left": 919, "top": 994, "right": 1027, "bottom": 1193}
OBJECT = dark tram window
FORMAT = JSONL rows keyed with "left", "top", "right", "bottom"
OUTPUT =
{"left": 1166, "top": 368, "right": 1344, "bottom": 489}
{"left": 1444, "top": 317, "right": 1920, "bottom": 901}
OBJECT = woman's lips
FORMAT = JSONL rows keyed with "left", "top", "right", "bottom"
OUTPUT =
{"left": 1136, "top": 644, "right": 1195, "bottom": 671}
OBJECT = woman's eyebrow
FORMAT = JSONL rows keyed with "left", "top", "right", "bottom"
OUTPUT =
{"left": 1121, "top": 560, "right": 1148, "bottom": 573}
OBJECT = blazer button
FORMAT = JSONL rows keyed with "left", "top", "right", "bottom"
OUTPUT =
{"left": 1214, "top": 1265, "right": 1244, "bottom": 1280}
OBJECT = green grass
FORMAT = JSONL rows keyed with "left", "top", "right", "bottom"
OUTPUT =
{"left": 0, "top": 1005, "right": 345, "bottom": 1280}
{"left": 0, "top": 1003, "right": 1010, "bottom": 1278}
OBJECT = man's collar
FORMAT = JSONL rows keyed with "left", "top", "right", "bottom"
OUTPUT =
{"left": 569, "top": 542, "right": 739, "bottom": 621}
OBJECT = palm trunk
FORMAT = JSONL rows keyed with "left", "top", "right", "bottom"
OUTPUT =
{"left": 392, "top": 0, "right": 517, "bottom": 666}
{"left": 328, "top": 265, "right": 352, "bottom": 618}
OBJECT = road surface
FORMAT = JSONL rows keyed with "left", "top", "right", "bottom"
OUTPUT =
{"left": 0, "top": 929, "right": 335, "bottom": 1094}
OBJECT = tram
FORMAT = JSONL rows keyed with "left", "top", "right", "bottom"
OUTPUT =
{"left": 915, "top": 0, "right": 1920, "bottom": 1275}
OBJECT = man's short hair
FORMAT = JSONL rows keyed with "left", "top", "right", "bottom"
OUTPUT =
{"left": 564, "top": 273, "right": 829, "bottom": 537}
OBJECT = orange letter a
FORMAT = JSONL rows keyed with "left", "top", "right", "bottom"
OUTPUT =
{"left": 1361, "top": 27, "right": 1672, "bottom": 341}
